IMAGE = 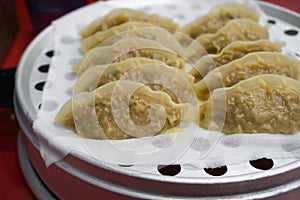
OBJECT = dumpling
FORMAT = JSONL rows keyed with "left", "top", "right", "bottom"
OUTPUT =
{"left": 177, "top": 2, "right": 259, "bottom": 45}
{"left": 73, "top": 37, "right": 185, "bottom": 75}
{"left": 55, "top": 81, "right": 183, "bottom": 140}
{"left": 79, "top": 8, "right": 179, "bottom": 38}
{"left": 184, "top": 19, "right": 269, "bottom": 63}
{"left": 199, "top": 74, "right": 300, "bottom": 134}
{"left": 81, "top": 21, "right": 182, "bottom": 53}
{"left": 73, "top": 58, "right": 195, "bottom": 104}
{"left": 116, "top": 62, "right": 195, "bottom": 104}
{"left": 73, "top": 58, "right": 164, "bottom": 93}
{"left": 189, "top": 40, "right": 284, "bottom": 81}
{"left": 194, "top": 52, "right": 300, "bottom": 100}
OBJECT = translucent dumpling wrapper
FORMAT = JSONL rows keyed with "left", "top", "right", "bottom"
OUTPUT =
{"left": 81, "top": 21, "right": 182, "bottom": 53}
{"left": 55, "top": 81, "right": 197, "bottom": 140}
{"left": 194, "top": 52, "right": 300, "bottom": 100}
{"left": 73, "top": 58, "right": 164, "bottom": 93}
{"left": 79, "top": 8, "right": 179, "bottom": 38}
{"left": 111, "top": 62, "right": 195, "bottom": 104}
{"left": 189, "top": 40, "right": 284, "bottom": 81}
{"left": 73, "top": 58, "right": 195, "bottom": 104}
{"left": 184, "top": 19, "right": 269, "bottom": 63}
{"left": 73, "top": 37, "right": 185, "bottom": 75}
{"left": 176, "top": 2, "right": 259, "bottom": 46}
{"left": 199, "top": 74, "right": 300, "bottom": 134}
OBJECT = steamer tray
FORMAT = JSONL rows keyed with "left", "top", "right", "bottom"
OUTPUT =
{"left": 15, "top": 1, "right": 300, "bottom": 199}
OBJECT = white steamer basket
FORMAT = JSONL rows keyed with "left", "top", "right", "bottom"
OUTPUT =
{"left": 15, "top": 1, "right": 300, "bottom": 199}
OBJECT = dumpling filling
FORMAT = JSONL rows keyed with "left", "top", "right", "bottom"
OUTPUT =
{"left": 184, "top": 19, "right": 269, "bottom": 63}
{"left": 56, "top": 82, "right": 183, "bottom": 140}
{"left": 63, "top": 93, "right": 181, "bottom": 140}
{"left": 194, "top": 52, "right": 300, "bottom": 100}
{"left": 189, "top": 40, "right": 283, "bottom": 81}
{"left": 177, "top": 2, "right": 259, "bottom": 45}
{"left": 200, "top": 75, "right": 300, "bottom": 134}
{"left": 80, "top": 8, "right": 179, "bottom": 38}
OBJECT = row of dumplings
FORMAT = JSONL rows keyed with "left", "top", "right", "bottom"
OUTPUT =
{"left": 56, "top": 56, "right": 196, "bottom": 140}
{"left": 55, "top": 6, "right": 194, "bottom": 140}
{"left": 181, "top": 4, "right": 300, "bottom": 134}
{"left": 55, "top": 2, "right": 300, "bottom": 140}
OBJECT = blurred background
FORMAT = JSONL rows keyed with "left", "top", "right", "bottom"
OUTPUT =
{"left": 0, "top": 0, "right": 299, "bottom": 199}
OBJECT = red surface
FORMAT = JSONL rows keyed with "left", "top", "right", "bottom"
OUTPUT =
{"left": 0, "top": 0, "right": 35, "bottom": 199}
{"left": 0, "top": 0, "right": 299, "bottom": 200}
{"left": 263, "top": 0, "right": 300, "bottom": 13}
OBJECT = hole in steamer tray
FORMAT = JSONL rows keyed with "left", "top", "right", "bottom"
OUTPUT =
{"left": 45, "top": 50, "right": 55, "bottom": 58}
{"left": 118, "top": 165, "right": 133, "bottom": 167}
{"left": 34, "top": 81, "right": 46, "bottom": 91}
{"left": 249, "top": 158, "right": 274, "bottom": 170}
{"left": 38, "top": 64, "right": 50, "bottom": 73}
{"left": 284, "top": 29, "right": 298, "bottom": 36}
{"left": 267, "top": 19, "right": 276, "bottom": 24}
{"left": 204, "top": 166, "right": 228, "bottom": 176}
{"left": 158, "top": 165, "right": 181, "bottom": 176}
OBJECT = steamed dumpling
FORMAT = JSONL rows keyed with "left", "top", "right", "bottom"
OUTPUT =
{"left": 184, "top": 19, "right": 269, "bottom": 63}
{"left": 73, "top": 37, "right": 185, "bottom": 75}
{"left": 55, "top": 81, "right": 183, "bottom": 140}
{"left": 199, "top": 74, "right": 300, "bottom": 134}
{"left": 189, "top": 40, "right": 284, "bottom": 81}
{"left": 81, "top": 21, "right": 182, "bottom": 53}
{"left": 73, "top": 58, "right": 195, "bottom": 104}
{"left": 73, "top": 58, "right": 164, "bottom": 93}
{"left": 177, "top": 2, "right": 259, "bottom": 45}
{"left": 194, "top": 52, "right": 300, "bottom": 100}
{"left": 115, "top": 62, "right": 195, "bottom": 103}
{"left": 79, "top": 8, "right": 179, "bottom": 38}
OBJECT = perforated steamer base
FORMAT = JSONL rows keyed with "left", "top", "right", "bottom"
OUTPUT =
{"left": 15, "top": 1, "right": 300, "bottom": 199}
